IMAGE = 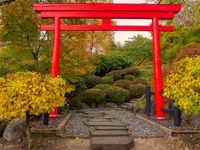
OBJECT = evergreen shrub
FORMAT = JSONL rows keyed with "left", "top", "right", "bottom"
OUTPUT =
{"left": 106, "top": 70, "right": 123, "bottom": 81}
{"left": 121, "top": 67, "right": 140, "bottom": 76}
{"left": 114, "top": 79, "right": 133, "bottom": 90}
{"left": 101, "top": 76, "right": 114, "bottom": 84}
{"left": 132, "top": 77, "right": 147, "bottom": 85}
{"left": 85, "top": 75, "right": 101, "bottom": 88}
{"left": 104, "top": 86, "right": 130, "bottom": 104}
{"left": 124, "top": 75, "right": 135, "bottom": 81}
{"left": 80, "top": 88, "right": 107, "bottom": 105}
{"left": 128, "top": 84, "right": 146, "bottom": 98}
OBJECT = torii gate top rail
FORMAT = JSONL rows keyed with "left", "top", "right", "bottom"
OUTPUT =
{"left": 33, "top": 3, "right": 181, "bottom": 120}
{"left": 34, "top": 3, "right": 181, "bottom": 31}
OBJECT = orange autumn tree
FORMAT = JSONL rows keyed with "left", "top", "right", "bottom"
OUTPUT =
{"left": 0, "top": 71, "right": 74, "bottom": 149}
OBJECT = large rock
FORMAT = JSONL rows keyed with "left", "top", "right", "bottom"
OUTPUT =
{"left": 191, "top": 114, "right": 200, "bottom": 126}
{"left": 91, "top": 103, "right": 96, "bottom": 108}
{"left": 97, "top": 103, "right": 106, "bottom": 108}
{"left": 81, "top": 103, "right": 90, "bottom": 109}
{"left": 3, "top": 118, "right": 26, "bottom": 141}
{"left": 106, "top": 102, "right": 118, "bottom": 108}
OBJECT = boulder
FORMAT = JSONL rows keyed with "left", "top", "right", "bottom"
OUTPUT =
{"left": 106, "top": 102, "right": 118, "bottom": 108}
{"left": 81, "top": 103, "right": 90, "bottom": 109}
{"left": 91, "top": 103, "right": 96, "bottom": 108}
{"left": 191, "top": 114, "right": 200, "bottom": 126}
{"left": 97, "top": 103, "right": 106, "bottom": 108}
{"left": 3, "top": 118, "right": 26, "bottom": 141}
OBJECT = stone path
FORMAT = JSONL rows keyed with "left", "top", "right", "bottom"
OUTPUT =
{"left": 82, "top": 110, "right": 134, "bottom": 150}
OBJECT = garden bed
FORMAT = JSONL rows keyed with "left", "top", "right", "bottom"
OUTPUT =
{"left": 136, "top": 114, "right": 200, "bottom": 135}
{"left": 31, "top": 112, "right": 71, "bottom": 133}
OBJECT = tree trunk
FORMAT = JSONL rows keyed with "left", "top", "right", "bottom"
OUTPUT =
{"left": 26, "top": 111, "right": 31, "bottom": 150}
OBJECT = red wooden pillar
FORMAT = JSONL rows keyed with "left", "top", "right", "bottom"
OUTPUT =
{"left": 49, "top": 16, "right": 61, "bottom": 120}
{"left": 152, "top": 17, "right": 166, "bottom": 119}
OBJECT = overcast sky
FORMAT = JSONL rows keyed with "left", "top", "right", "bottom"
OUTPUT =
{"left": 113, "top": 0, "right": 151, "bottom": 44}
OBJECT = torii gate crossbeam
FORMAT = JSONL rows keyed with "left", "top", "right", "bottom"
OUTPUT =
{"left": 33, "top": 3, "right": 181, "bottom": 120}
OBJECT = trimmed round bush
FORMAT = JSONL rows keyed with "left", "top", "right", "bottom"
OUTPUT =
{"left": 132, "top": 77, "right": 147, "bottom": 85}
{"left": 124, "top": 75, "right": 135, "bottom": 81}
{"left": 75, "top": 77, "right": 87, "bottom": 92}
{"left": 101, "top": 76, "right": 114, "bottom": 84}
{"left": 104, "top": 86, "right": 130, "bottom": 104}
{"left": 85, "top": 75, "right": 101, "bottom": 88}
{"left": 114, "top": 79, "right": 133, "bottom": 90}
{"left": 94, "top": 84, "right": 112, "bottom": 90}
{"left": 128, "top": 84, "right": 146, "bottom": 98}
{"left": 121, "top": 67, "right": 140, "bottom": 76}
{"left": 80, "top": 88, "right": 107, "bottom": 105}
{"left": 106, "top": 70, "right": 123, "bottom": 81}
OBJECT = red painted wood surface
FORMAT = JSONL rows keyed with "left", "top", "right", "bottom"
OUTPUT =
{"left": 33, "top": 3, "right": 181, "bottom": 12}
{"left": 40, "top": 24, "right": 174, "bottom": 31}
{"left": 33, "top": 3, "right": 181, "bottom": 120}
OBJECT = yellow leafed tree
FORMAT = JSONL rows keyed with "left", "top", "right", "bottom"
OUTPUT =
{"left": 163, "top": 56, "right": 200, "bottom": 114}
{"left": 0, "top": 71, "right": 74, "bottom": 149}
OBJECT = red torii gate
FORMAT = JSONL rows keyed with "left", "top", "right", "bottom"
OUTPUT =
{"left": 33, "top": 3, "right": 181, "bottom": 120}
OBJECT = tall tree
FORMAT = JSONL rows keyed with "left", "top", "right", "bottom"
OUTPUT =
{"left": 0, "top": 0, "right": 113, "bottom": 78}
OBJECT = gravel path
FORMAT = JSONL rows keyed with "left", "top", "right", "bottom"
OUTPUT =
{"left": 58, "top": 109, "right": 166, "bottom": 138}
{"left": 58, "top": 112, "right": 95, "bottom": 137}
{"left": 103, "top": 109, "right": 166, "bottom": 138}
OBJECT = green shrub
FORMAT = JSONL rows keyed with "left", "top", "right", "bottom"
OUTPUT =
{"left": 106, "top": 70, "right": 123, "bottom": 81}
{"left": 94, "top": 84, "right": 112, "bottom": 90}
{"left": 121, "top": 67, "right": 140, "bottom": 76}
{"left": 128, "top": 84, "right": 146, "bottom": 98}
{"left": 136, "top": 65, "right": 153, "bottom": 84}
{"left": 114, "top": 79, "right": 133, "bottom": 90}
{"left": 124, "top": 75, "right": 135, "bottom": 81}
{"left": 136, "top": 96, "right": 146, "bottom": 113}
{"left": 132, "top": 77, "right": 147, "bottom": 85}
{"left": 85, "top": 75, "right": 101, "bottom": 88}
{"left": 94, "top": 54, "right": 132, "bottom": 76}
{"left": 69, "top": 96, "right": 82, "bottom": 109}
{"left": 75, "top": 77, "right": 87, "bottom": 92}
{"left": 101, "top": 76, "right": 114, "bottom": 84}
{"left": 104, "top": 86, "right": 130, "bottom": 104}
{"left": 80, "top": 88, "right": 107, "bottom": 105}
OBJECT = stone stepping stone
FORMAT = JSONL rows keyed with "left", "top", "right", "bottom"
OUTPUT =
{"left": 82, "top": 114, "right": 104, "bottom": 118}
{"left": 89, "top": 118, "right": 111, "bottom": 122}
{"left": 91, "top": 130, "right": 129, "bottom": 136}
{"left": 96, "top": 126, "right": 128, "bottom": 130}
{"left": 98, "top": 116, "right": 115, "bottom": 119}
{"left": 83, "top": 111, "right": 105, "bottom": 115}
{"left": 83, "top": 121, "right": 127, "bottom": 127}
{"left": 91, "top": 136, "right": 134, "bottom": 150}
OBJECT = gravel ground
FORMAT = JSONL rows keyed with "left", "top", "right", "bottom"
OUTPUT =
{"left": 102, "top": 109, "right": 166, "bottom": 138}
{"left": 58, "top": 109, "right": 166, "bottom": 138}
{"left": 147, "top": 115, "right": 200, "bottom": 131}
{"left": 58, "top": 112, "right": 95, "bottom": 137}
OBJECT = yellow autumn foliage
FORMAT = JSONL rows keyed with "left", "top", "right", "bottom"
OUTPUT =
{"left": 163, "top": 56, "right": 200, "bottom": 114}
{"left": 0, "top": 71, "right": 74, "bottom": 120}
